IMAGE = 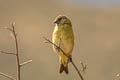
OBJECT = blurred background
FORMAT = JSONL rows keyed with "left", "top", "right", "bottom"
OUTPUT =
{"left": 0, "top": 0, "right": 120, "bottom": 80}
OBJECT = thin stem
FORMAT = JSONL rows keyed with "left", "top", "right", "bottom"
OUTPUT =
{"left": 71, "top": 60, "right": 84, "bottom": 80}
{"left": 0, "top": 72, "right": 16, "bottom": 80}
{"left": 12, "top": 24, "right": 20, "bottom": 80}
{"left": 43, "top": 37, "right": 84, "bottom": 80}
{"left": 20, "top": 60, "right": 32, "bottom": 67}
{"left": 0, "top": 50, "right": 16, "bottom": 55}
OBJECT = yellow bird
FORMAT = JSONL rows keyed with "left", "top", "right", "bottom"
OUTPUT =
{"left": 52, "top": 15, "right": 74, "bottom": 74}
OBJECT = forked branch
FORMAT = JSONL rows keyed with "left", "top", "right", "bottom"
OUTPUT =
{"left": 0, "top": 23, "right": 32, "bottom": 80}
{"left": 11, "top": 23, "right": 20, "bottom": 80}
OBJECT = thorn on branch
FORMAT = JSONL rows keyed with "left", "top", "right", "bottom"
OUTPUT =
{"left": 20, "top": 60, "right": 32, "bottom": 67}
{"left": 0, "top": 72, "right": 16, "bottom": 80}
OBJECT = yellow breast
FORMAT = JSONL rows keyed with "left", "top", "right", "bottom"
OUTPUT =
{"left": 52, "top": 24, "right": 74, "bottom": 56}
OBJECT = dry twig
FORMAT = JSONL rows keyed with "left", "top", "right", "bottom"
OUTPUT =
{"left": 20, "top": 60, "right": 32, "bottom": 67}
{"left": 0, "top": 50, "right": 16, "bottom": 55}
{"left": 0, "top": 72, "right": 16, "bottom": 80}
{"left": 11, "top": 23, "right": 21, "bottom": 80}
{"left": 0, "top": 23, "right": 32, "bottom": 80}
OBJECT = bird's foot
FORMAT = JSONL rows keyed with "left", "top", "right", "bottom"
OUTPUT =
{"left": 55, "top": 45, "right": 61, "bottom": 52}
{"left": 68, "top": 56, "right": 72, "bottom": 62}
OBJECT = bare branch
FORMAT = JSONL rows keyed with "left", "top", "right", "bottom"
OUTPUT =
{"left": 0, "top": 50, "right": 16, "bottom": 55}
{"left": 20, "top": 60, "right": 32, "bottom": 67}
{"left": 0, "top": 72, "right": 16, "bottom": 80}
{"left": 5, "top": 27, "right": 13, "bottom": 32}
{"left": 0, "top": 22, "right": 31, "bottom": 80}
{"left": 43, "top": 37, "right": 84, "bottom": 80}
{"left": 11, "top": 23, "right": 20, "bottom": 80}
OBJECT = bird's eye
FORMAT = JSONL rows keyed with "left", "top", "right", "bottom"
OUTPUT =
{"left": 58, "top": 18, "right": 62, "bottom": 21}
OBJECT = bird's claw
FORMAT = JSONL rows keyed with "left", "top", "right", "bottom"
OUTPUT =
{"left": 55, "top": 46, "right": 60, "bottom": 51}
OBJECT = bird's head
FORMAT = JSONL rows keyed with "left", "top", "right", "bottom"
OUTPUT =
{"left": 54, "top": 15, "right": 71, "bottom": 25}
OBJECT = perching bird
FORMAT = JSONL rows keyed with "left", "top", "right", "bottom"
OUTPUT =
{"left": 52, "top": 15, "right": 74, "bottom": 74}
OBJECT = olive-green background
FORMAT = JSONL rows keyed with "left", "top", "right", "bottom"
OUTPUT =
{"left": 0, "top": 0, "right": 120, "bottom": 80}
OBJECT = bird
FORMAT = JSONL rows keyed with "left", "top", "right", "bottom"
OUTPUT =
{"left": 52, "top": 15, "right": 74, "bottom": 74}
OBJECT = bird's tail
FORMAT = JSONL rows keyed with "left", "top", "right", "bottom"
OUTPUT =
{"left": 59, "top": 57, "right": 69, "bottom": 74}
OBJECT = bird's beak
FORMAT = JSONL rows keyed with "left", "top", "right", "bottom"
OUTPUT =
{"left": 53, "top": 20, "right": 58, "bottom": 24}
